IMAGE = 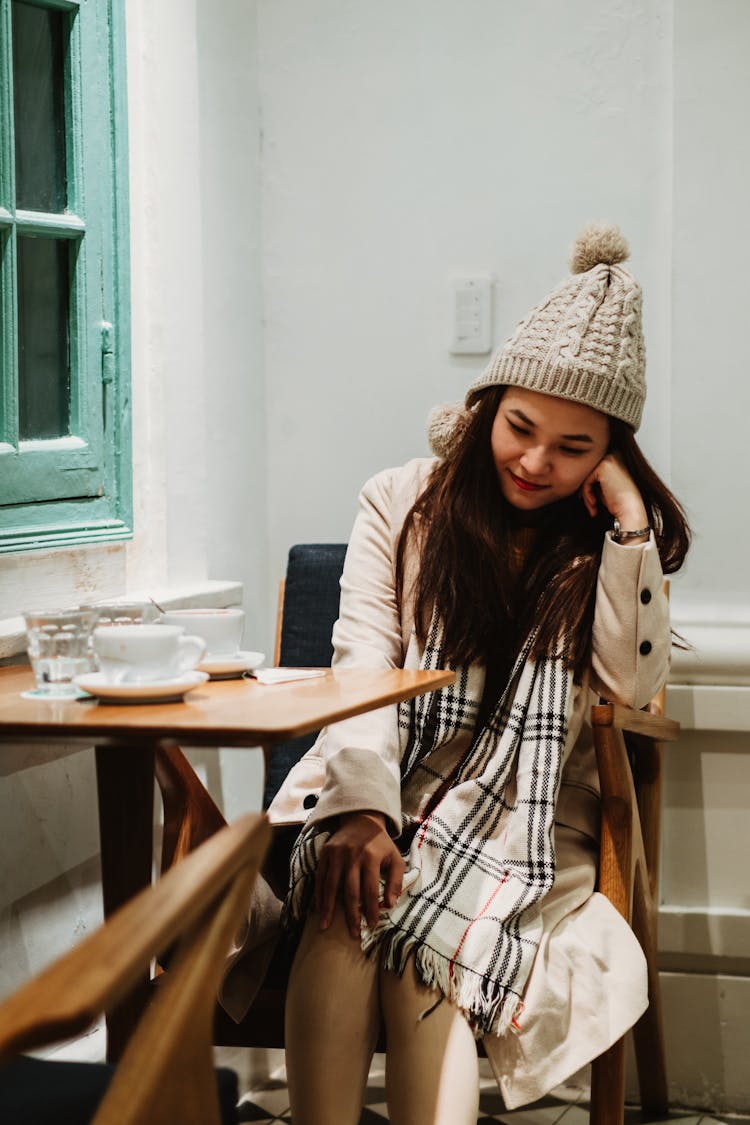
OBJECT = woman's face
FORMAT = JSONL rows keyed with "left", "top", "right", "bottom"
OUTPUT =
{"left": 491, "top": 387, "right": 610, "bottom": 510}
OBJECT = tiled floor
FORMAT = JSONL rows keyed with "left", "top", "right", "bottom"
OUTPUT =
{"left": 215, "top": 1047, "right": 742, "bottom": 1125}
{"left": 45, "top": 1029, "right": 744, "bottom": 1124}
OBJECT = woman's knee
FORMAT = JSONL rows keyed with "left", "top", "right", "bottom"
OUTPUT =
{"left": 379, "top": 956, "right": 446, "bottom": 1030}
{"left": 287, "top": 907, "right": 378, "bottom": 1024}
{"left": 379, "top": 958, "right": 475, "bottom": 1055}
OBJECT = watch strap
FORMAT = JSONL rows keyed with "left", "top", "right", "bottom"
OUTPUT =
{"left": 612, "top": 519, "right": 651, "bottom": 542}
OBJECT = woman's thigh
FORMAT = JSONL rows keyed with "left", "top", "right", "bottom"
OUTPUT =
{"left": 285, "top": 909, "right": 380, "bottom": 1125}
{"left": 379, "top": 958, "right": 479, "bottom": 1125}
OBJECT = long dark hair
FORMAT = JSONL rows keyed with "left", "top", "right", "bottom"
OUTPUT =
{"left": 396, "top": 386, "right": 690, "bottom": 677}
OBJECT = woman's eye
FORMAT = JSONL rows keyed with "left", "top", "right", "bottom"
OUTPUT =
{"left": 508, "top": 421, "right": 530, "bottom": 436}
{"left": 560, "top": 446, "right": 585, "bottom": 456}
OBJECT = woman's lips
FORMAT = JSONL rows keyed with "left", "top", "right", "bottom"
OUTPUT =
{"left": 508, "top": 471, "right": 549, "bottom": 492}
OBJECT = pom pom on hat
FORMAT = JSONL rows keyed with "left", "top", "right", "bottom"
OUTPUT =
{"left": 570, "top": 221, "right": 629, "bottom": 275}
{"left": 427, "top": 402, "right": 472, "bottom": 459}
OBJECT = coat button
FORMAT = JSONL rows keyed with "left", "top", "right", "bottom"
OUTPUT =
{"left": 302, "top": 793, "right": 319, "bottom": 810}
{"left": 639, "top": 640, "right": 652, "bottom": 655}
{"left": 640, "top": 588, "right": 652, "bottom": 604}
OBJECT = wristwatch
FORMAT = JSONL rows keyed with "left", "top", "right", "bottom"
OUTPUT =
{"left": 612, "top": 519, "right": 651, "bottom": 543}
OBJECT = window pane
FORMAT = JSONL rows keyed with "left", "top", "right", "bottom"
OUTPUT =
{"left": 12, "top": 1, "right": 67, "bottom": 212}
{"left": 17, "top": 235, "right": 70, "bottom": 439}
{"left": 0, "top": 233, "right": 5, "bottom": 437}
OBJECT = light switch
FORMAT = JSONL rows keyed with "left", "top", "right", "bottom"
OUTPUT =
{"left": 449, "top": 277, "right": 492, "bottom": 354}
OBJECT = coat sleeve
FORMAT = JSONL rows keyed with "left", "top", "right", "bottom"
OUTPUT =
{"left": 589, "top": 530, "right": 671, "bottom": 709}
{"left": 300, "top": 466, "right": 408, "bottom": 836}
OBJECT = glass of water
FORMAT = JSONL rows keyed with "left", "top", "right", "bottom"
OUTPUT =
{"left": 23, "top": 607, "right": 101, "bottom": 697}
{"left": 84, "top": 600, "right": 159, "bottom": 626}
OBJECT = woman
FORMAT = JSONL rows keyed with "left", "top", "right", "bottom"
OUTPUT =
{"left": 267, "top": 223, "right": 690, "bottom": 1124}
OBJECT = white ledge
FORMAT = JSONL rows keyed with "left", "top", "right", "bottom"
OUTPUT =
{"left": 0, "top": 580, "right": 242, "bottom": 661}
{"left": 659, "top": 904, "right": 750, "bottom": 961}
{"left": 670, "top": 623, "right": 750, "bottom": 686}
{"left": 666, "top": 683, "right": 750, "bottom": 731}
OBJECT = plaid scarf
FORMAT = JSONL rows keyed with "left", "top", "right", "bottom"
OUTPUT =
{"left": 285, "top": 617, "right": 573, "bottom": 1037}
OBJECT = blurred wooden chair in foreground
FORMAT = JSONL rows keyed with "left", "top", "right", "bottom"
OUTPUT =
{"left": 0, "top": 813, "right": 270, "bottom": 1125}
{"left": 155, "top": 546, "right": 680, "bottom": 1125}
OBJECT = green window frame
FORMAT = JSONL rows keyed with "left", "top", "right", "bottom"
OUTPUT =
{"left": 0, "top": 0, "right": 131, "bottom": 553}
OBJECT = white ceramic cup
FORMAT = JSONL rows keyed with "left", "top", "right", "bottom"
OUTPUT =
{"left": 158, "top": 608, "right": 245, "bottom": 656}
{"left": 93, "top": 624, "right": 206, "bottom": 684}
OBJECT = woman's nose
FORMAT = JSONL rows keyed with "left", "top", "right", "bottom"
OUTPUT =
{"left": 520, "top": 445, "right": 550, "bottom": 475}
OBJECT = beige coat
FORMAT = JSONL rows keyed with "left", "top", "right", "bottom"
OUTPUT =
{"left": 262, "top": 458, "right": 670, "bottom": 1108}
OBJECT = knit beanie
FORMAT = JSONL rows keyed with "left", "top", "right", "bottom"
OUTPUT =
{"left": 428, "top": 222, "right": 646, "bottom": 459}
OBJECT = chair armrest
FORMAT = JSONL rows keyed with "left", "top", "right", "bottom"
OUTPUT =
{"left": 592, "top": 700, "right": 676, "bottom": 905}
{"left": 592, "top": 702, "right": 679, "bottom": 742}
{"left": 0, "top": 814, "right": 269, "bottom": 1060}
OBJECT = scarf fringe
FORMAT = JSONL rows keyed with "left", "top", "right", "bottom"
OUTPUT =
{"left": 361, "top": 915, "right": 519, "bottom": 1038}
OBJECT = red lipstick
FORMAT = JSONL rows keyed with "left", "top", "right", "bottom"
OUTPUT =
{"left": 509, "top": 471, "right": 548, "bottom": 493}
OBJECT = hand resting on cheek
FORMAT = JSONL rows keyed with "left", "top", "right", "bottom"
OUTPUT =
{"left": 579, "top": 452, "right": 650, "bottom": 540}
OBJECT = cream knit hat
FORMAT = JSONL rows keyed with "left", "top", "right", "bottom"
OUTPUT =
{"left": 429, "top": 222, "right": 646, "bottom": 458}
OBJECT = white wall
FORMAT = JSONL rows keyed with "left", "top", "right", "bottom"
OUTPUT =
{"left": 662, "top": 6, "right": 750, "bottom": 1105}
{"left": 126, "top": 0, "right": 267, "bottom": 635}
{"left": 671, "top": 0, "right": 750, "bottom": 610}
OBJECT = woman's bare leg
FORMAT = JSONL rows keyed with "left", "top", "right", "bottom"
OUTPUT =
{"left": 380, "top": 958, "right": 480, "bottom": 1125}
{"left": 285, "top": 908, "right": 379, "bottom": 1125}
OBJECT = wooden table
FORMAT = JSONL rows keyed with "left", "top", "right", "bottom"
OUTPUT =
{"left": 0, "top": 663, "right": 453, "bottom": 1056}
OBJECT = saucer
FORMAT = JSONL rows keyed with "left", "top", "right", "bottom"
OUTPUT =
{"left": 74, "top": 670, "right": 209, "bottom": 704}
{"left": 196, "top": 650, "right": 265, "bottom": 680}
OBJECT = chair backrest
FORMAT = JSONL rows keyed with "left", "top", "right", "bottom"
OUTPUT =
{"left": 0, "top": 814, "right": 270, "bottom": 1125}
{"left": 263, "top": 543, "right": 347, "bottom": 808}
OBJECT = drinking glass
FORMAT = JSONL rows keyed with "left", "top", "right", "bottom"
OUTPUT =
{"left": 82, "top": 600, "right": 159, "bottom": 626}
{"left": 23, "top": 608, "right": 101, "bottom": 697}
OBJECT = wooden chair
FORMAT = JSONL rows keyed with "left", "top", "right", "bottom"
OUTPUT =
{"left": 0, "top": 813, "right": 270, "bottom": 1125}
{"left": 590, "top": 694, "right": 678, "bottom": 1124}
{"left": 154, "top": 544, "right": 679, "bottom": 1125}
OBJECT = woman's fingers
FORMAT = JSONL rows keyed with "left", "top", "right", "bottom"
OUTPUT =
{"left": 344, "top": 864, "right": 364, "bottom": 938}
{"left": 314, "top": 813, "right": 406, "bottom": 939}
{"left": 581, "top": 454, "right": 634, "bottom": 520}
{"left": 383, "top": 852, "right": 405, "bottom": 909}
{"left": 361, "top": 863, "right": 382, "bottom": 932}
{"left": 580, "top": 470, "right": 600, "bottom": 518}
{"left": 590, "top": 453, "right": 649, "bottom": 529}
{"left": 316, "top": 847, "right": 343, "bottom": 930}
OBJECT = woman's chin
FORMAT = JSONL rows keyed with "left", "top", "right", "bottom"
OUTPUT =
{"left": 502, "top": 484, "right": 556, "bottom": 510}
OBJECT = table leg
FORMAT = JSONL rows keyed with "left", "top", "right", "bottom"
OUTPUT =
{"left": 95, "top": 742, "right": 155, "bottom": 1062}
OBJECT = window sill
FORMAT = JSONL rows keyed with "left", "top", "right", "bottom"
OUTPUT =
{"left": 0, "top": 580, "right": 242, "bottom": 661}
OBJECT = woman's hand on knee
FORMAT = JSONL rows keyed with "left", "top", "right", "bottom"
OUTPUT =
{"left": 315, "top": 811, "right": 405, "bottom": 939}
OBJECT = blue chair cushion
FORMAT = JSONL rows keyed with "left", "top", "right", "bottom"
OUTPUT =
{"left": 262, "top": 543, "right": 347, "bottom": 808}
